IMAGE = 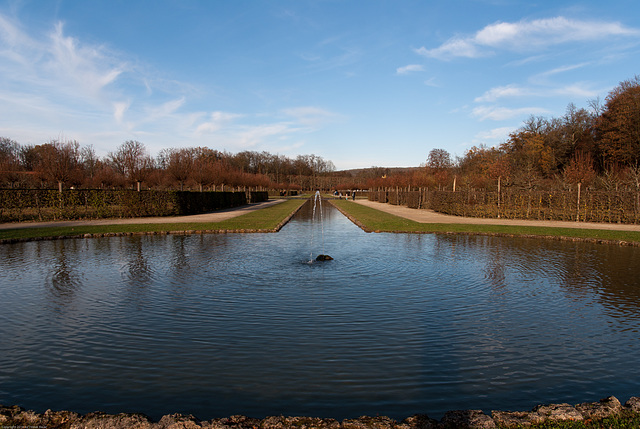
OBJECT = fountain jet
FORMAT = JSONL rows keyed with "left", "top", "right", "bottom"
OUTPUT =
{"left": 310, "top": 191, "right": 332, "bottom": 262}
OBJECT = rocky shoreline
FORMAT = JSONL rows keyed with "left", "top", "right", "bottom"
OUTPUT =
{"left": 2, "top": 396, "right": 640, "bottom": 429}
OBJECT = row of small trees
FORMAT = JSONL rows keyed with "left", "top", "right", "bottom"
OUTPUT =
{"left": 0, "top": 138, "right": 337, "bottom": 192}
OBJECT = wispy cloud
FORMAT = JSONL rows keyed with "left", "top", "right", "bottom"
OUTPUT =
{"left": 474, "top": 127, "right": 514, "bottom": 142}
{"left": 554, "top": 83, "right": 601, "bottom": 99}
{"left": 195, "top": 111, "right": 244, "bottom": 135}
{"left": 113, "top": 101, "right": 130, "bottom": 124}
{"left": 0, "top": 14, "right": 284, "bottom": 154}
{"left": 535, "top": 62, "right": 590, "bottom": 77}
{"left": 396, "top": 64, "right": 424, "bottom": 75}
{"left": 236, "top": 123, "right": 297, "bottom": 147}
{"left": 476, "top": 80, "right": 601, "bottom": 102}
{"left": 416, "top": 17, "right": 640, "bottom": 60}
{"left": 472, "top": 105, "right": 549, "bottom": 121}
{"left": 196, "top": 118, "right": 303, "bottom": 150}
{"left": 475, "top": 84, "right": 531, "bottom": 102}
{"left": 416, "top": 38, "right": 481, "bottom": 59}
{"left": 47, "top": 22, "right": 124, "bottom": 97}
{"left": 195, "top": 106, "right": 339, "bottom": 150}
{"left": 0, "top": 16, "right": 127, "bottom": 104}
{"left": 423, "top": 77, "right": 439, "bottom": 87}
{"left": 0, "top": 14, "right": 40, "bottom": 70}
{"left": 140, "top": 97, "right": 186, "bottom": 125}
{"left": 0, "top": 12, "right": 139, "bottom": 141}
{"left": 281, "top": 106, "right": 339, "bottom": 127}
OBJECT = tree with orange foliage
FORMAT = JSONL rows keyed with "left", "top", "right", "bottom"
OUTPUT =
{"left": 563, "top": 151, "right": 596, "bottom": 187}
{"left": 596, "top": 76, "right": 640, "bottom": 167}
{"left": 459, "top": 145, "right": 504, "bottom": 189}
{"left": 501, "top": 130, "right": 553, "bottom": 189}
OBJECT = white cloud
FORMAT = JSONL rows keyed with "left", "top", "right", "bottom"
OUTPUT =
{"left": 236, "top": 123, "right": 297, "bottom": 147}
{"left": 281, "top": 106, "right": 338, "bottom": 127}
{"left": 475, "top": 127, "right": 513, "bottom": 141}
{"left": 423, "top": 77, "right": 439, "bottom": 87}
{"left": 0, "top": 13, "right": 329, "bottom": 158}
{"left": 0, "top": 14, "right": 40, "bottom": 69}
{"left": 555, "top": 83, "right": 600, "bottom": 99}
{"left": 195, "top": 111, "right": 243, "bottom": 134}
{"left": 476, "top": 80, "right": 601, "bottom": 103}
{"left": 415, "top": 38, "right": 481, "bottom": 59}
{"left": 113, "top": 101, "right": 130, "bottom": 124}
{"left": 45, "top": 22, "right": 125, "bottom": 99}
{"left": 475, "top": 85, "right": 530, "bottom": 102}
{"left": 396, "top": 64, "right": 424, "bottom": 75}
{"left": 195, "top": 109, "right": 317, "bottom": 150}
{"left": 137, "top": 97, "right": 186, "bottom": 126}
{"left": 417, "top": 17, "right": 640, "bottom": 60}
{"left": 0, "top": 13, "right": 135, "bottom": 125}
{"left": 472, "top": 105, "right": 549, "bottom": 121}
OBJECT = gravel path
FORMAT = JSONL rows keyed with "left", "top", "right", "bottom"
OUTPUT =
{"left": 350, "top": 199, "right": 640, "bottom": 232}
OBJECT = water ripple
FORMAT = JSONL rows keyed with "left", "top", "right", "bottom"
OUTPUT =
{"left": 1, "top": 205, "right": 640, "bottom": 420}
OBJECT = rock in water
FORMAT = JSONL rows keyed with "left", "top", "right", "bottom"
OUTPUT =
{"left": 316, "top": 254, "right": 333, "bottom": 261}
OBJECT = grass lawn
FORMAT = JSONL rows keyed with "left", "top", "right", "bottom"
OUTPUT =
{"left": 0, "top": 199, "right": 306, "bottom": 242}
{"left": 4, "top": 197, "right": 640, "bottom": 246}
{"left": 330, "top": 199, "right": 640, "bottom": 245}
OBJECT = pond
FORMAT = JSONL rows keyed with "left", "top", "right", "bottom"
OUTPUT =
{"left": 1, "top": 201, "right": 639, "bottom": 421}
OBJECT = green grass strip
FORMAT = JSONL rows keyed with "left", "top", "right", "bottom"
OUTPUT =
{"left": 0, "top": 199, "right": 306, "bottom": 242}
{"left": 330, "top": 199, "right": 640, "bottom": 245}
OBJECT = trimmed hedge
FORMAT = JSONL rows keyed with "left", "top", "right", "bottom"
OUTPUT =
{"left": 248, "top": 191, "right": 269, "bottom": 203}
{"left": 369, "top": 188, "right": 640, "bottom": 224}
{"left": 0, "top": 189, "right": 250, "bottom": 222}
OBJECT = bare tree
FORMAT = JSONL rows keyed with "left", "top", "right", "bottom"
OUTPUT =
{"left": 159, "top": 148, "right": 194, "bottom": 191}
{"left": 80, "top": 145, "right": 100, "bottom": 185}
{"left": 35, "top": 140, "right": 81, "bottom": 192}
{"left": 191, "top": 147, "right": 224, "bottom": 191}
{"left": 109, "top": 140, "right": 154, "bottom": 191}
{"left": 427, "top": 148, "right": 452, "bottom": 171}
{"left": 427, "top": 148, "right": 453, "bottom": 190}
{"left": 0, "top": 137, "right": 22, "bottom": 187}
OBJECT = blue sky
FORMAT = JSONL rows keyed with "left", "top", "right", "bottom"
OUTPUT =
{"left": 1, "top": 0, "right": 639, "bottom": 170}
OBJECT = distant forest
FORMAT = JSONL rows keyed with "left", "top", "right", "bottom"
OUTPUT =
{"left": 371, "top": 75, "right": 640, "bottom": 193}
{"left": 1, "top": 75, "right": 639, "bottom": 193}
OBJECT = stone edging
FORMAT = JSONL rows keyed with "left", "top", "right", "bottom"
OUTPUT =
{"left": 328, "top": 200, "right": 373, "bottom": 232}
{"left": 1, "top": 396, "right": 639, "bottom": 429}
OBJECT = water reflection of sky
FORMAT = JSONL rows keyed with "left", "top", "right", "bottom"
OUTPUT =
{"left": 1, "top": 202, "right": 639, "bottom": 421}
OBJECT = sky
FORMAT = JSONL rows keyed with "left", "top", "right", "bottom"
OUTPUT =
{"left": 1, "top": 1, "right": 639, "bottom": 170}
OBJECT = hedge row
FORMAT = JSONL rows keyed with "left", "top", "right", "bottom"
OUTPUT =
{"left": 248, "top": 191, "right": 270, "bottom": 203}
{"left": 369, "top": 188, "right": 640, "bottom": 224}
{"left": 0, "top": 189, "right": 255, "bottom": 222}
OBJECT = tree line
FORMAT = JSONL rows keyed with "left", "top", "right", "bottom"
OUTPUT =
{"left": 2, "top": 75, "right": 639, "bottom": 194}
{"left": 0, "top": 138, "right": 337, "bottom": 192}
{"left": 366, "top": 75, "right": 640, "bottom": 193}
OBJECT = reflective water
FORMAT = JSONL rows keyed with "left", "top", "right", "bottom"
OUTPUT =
{"left": 1, "top": 201, "right": 639, "bottom": 421}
